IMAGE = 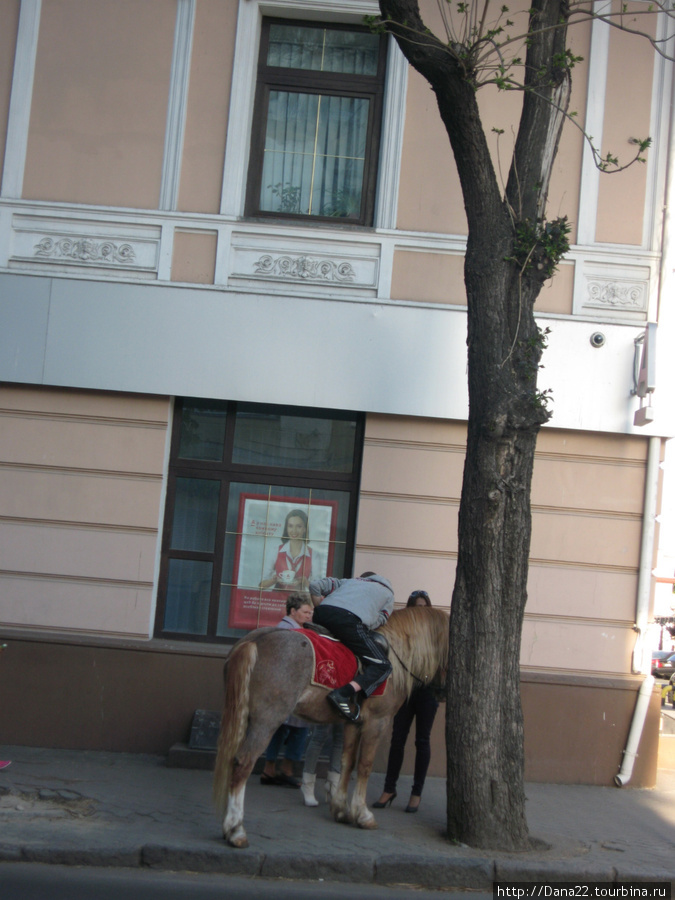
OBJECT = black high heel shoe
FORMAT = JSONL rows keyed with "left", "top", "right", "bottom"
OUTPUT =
{"left": 405, "top": 796, "right": 421, "bottom": 813}
{"left": 372, "top": 791, "right": 396, "bottom": 808}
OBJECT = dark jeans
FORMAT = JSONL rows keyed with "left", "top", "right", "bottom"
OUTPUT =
{"left": 264, "top": 724, "right": 309, "bottom": 763}
{"left": 312, "top": 604, "right": 392, "bottom": 697}
{"left": 383, "top": 686, "right": 439, "bottom": 797}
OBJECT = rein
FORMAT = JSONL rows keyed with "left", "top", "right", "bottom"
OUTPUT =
{"left": 388, "top": 644, "right": 428, "bottom": 689}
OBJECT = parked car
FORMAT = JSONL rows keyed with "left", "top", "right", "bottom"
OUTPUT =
{"left": 651, "top": 650, "right": 675, "bottom": 678}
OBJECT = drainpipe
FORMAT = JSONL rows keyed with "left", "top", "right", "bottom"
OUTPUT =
{"left": 615, "top": 16, "right": 675, "bottom": 784}
{"left": 615, "top": 435, "right": 661, "bottom": 787}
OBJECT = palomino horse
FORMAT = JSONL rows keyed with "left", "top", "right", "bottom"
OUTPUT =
{"left": 213, "top": 605, "right": 449, "bottom": 848}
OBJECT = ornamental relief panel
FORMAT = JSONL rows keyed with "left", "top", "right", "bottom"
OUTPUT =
{"left": 9, "top": 215, "right": 160, "bottom": 277}
{"left": 576, "top": 260, "right": 651, "bottom": 322}
{"left": 253, "top": 254, "right": 356, "bottom": 283}
{"left": 34, "top": 237, "right": 137, "bottom": 266}
{"left": 229, "top": 233, "right": 380, "bottom": 296}
{"left": 585, "top": 280, "right": 646, "bottom": 310}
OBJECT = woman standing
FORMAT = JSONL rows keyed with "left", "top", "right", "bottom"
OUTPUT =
{"left": 373, "top": 590, "right": 439, "bottom": 813}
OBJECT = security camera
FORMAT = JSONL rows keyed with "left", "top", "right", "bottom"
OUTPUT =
{"left": 590, "top": 332, "right": 606, "bottom": 348}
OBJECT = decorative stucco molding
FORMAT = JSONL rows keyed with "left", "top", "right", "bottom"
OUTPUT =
{"left": 34, "top": 237, "right": 136, "bottom": 266}
{"left": 8, "top": 213, "right": 160, "bottom": 276}
{"left": 574, "top": 257, "right": 653, "bottom": 322}
{"left": 253, "top": 254, "right": 355, "bottom": 283}
{"left": 228, "top": 230, "right": 380, "bottom": 296}
{"left": 586, "top": 279, "right": 646, "bottom": 310}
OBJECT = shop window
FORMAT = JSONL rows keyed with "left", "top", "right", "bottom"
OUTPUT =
{"left": 155, "top": 399, "right": 364, "bottom": 642}
{"left": 245, "top": 18, "right": 388, "bottom": 226}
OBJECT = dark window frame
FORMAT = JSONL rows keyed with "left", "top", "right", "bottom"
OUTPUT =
{"left": 154, "top": 398, "right": 365, "bottom": 644}
{"left": 245, "top": 17, "right": 388, "bottom": 227}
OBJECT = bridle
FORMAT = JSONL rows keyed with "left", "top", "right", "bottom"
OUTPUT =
{"left": 388, "top": 644, "right": 430, "bottom": 689}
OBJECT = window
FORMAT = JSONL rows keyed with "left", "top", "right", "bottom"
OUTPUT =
{"left": 245, "top": 18, "right": 388, "bottom": 226}
{"left": 155, "top": 399, "right": 364, "bottom": 642}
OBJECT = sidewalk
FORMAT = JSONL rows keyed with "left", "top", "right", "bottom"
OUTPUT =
{"left": 1, "top": 742, "right": 675, "bottom": 890}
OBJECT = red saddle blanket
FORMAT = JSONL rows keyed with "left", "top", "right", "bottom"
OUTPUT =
{"left": 302, "top": 629, "right": 386, "bottom": 696}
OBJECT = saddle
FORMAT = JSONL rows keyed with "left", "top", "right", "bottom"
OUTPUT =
{"left": 300, "top": 624, "right": 388, "bottom": 697}
{"left": 302, "top": 622, "right": 390, "bottom": 656}
{"left": 303, "top": 622, "right": 337, "bottom": 639}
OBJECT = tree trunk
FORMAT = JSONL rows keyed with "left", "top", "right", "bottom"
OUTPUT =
{"left": 378, "top": 0, "right": 571, "bottom": 850}
{"left": 446, "top": 270, "right": 541, "bottom": 850}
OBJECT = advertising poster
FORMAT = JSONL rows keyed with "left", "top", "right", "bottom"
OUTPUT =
{"left": 228, "top": 494, "right": 337, "bottom": 629}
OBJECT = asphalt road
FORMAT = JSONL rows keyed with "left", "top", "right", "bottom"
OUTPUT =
{"left": 0, "top": 863, "right": 491, "bottom": 900}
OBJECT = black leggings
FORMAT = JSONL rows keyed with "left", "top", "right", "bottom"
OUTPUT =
{"left": 383, "top": 686, "right": 439, "bottom": 797}
{"left": 312, "top": 605, "right": 392, "bottom": 697}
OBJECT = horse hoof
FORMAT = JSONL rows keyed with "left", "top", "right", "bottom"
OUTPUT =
{"left": 227, "top": 835, "right": 249, "bottom": 849}
{"left": 357, "top": 814, "right": 378, "bottom": 830}
{"left": 225, "top": 828, "right": 249, "bottom": 848}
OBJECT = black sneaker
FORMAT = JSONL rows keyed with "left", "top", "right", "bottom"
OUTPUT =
{"left": 327, "top": 688, "right": 361, "bottom": 723}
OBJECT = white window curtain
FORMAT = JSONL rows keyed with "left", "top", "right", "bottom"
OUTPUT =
{"left": 260, "top": 92, "right": 368, "bottom": 216}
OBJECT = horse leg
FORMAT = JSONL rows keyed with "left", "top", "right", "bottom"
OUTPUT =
{"left": 221, "top": 719, "right": 282, "bottom": 846}
{"left": 350, "top": 715, "right": 390, "bottom": 830}
{"left": 220, "top": 737, "right": 259, "bottom": 847}
{"left": 215, "top": 638, "right": 299, "bottom": 848}
{"left": 331, "top": 723, "right": 360, "bottom": 824}
{"left": 222, "top": 777, "right": 248, "bottom": 848}
{"left": 214, "top": 641, "right": 259, "bottom": 848}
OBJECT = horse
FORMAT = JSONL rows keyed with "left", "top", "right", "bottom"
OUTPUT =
{"left": 213, "top": 605, "right": 449, "bottom": 848}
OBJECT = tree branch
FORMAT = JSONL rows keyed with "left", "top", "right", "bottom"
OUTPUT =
{"left": 378, "top": 0, "right": 505, "bottom": 234}
{"left": 505, "top": 0, "right": 572, "bottom": 222}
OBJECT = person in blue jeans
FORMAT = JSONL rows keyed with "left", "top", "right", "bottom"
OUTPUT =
{"left": 260, "top": 594, "right": 314, "bottom": 787}
{"left": 373, "top": 590, "right": 440, "bottom": 813}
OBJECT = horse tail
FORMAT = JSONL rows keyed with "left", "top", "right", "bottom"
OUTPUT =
{"left": 213, "top": 639, "right": 258, "bottom": 813}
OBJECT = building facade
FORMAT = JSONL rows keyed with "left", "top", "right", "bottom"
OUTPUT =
{"left": 1, "top": 0, "right": 673, "bottom": 786}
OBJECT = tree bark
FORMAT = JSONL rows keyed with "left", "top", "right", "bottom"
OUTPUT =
{"left": 378, "top": 0, "right": 571, "bottom": 849}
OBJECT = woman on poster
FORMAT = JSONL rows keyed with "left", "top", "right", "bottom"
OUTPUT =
{"left": 259, "top": 508, "right": 315, "bottom": 591}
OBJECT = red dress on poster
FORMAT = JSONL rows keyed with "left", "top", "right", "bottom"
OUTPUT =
{"left": 272, "top": 542, "right": 313, "bottom": 586}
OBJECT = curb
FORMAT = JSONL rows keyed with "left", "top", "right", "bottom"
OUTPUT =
{"left": 1, "top": 841, "right": 674, "bottom": 888}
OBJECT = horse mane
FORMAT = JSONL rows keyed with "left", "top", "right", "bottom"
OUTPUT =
{"left": 379, "top": 606, "right": 449, "bottom": 699}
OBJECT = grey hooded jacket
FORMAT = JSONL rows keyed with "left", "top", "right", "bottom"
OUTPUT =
{"left": 308, "top": 574, "right": 394, "bottom": 630}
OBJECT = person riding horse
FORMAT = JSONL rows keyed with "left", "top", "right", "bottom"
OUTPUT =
{"left": 214, "top": 599, "right": 449, "bottom": 846}
{"left": 309, "top": 572, "right": 394, "bottom": 724}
